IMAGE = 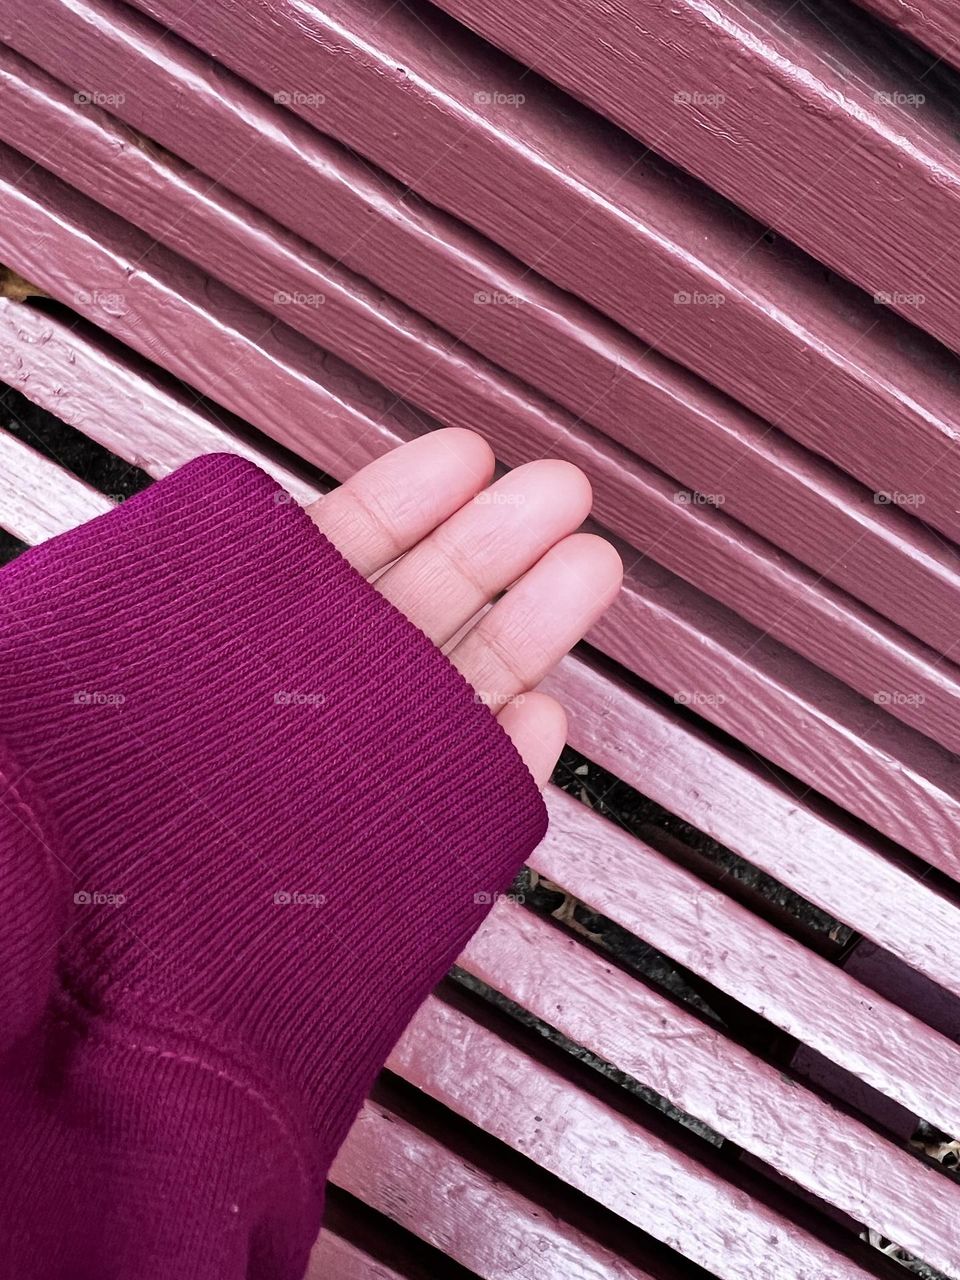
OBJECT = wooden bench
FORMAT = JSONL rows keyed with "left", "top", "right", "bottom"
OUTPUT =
{"left": 1, "top": 0, "right": 959, "bottom": 1274}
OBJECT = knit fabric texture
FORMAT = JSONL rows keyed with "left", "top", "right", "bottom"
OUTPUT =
{"left": 0, "top": 454, "right": 547, "bottom": 1279}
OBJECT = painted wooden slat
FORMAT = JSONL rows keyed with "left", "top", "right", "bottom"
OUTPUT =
{"left": 588, "top": 559, "right": 960, "bottom": 882}
{"left": 388, "top": 995, "right": 879, "bottom": 1280}
{"left": 6, "top": 126, "right": 960, "bottom": 785}
{"left": 122, "top": 0, "right": 960, "bottom": 549}
{"left": 853, "top": 0, "right": 960, "bottom": 73}
{"left": 460, "top": 900, "right": 960, "bottom": 1276}
{"left": 432, "top": 0, "right": 960, "bottom": 354}
{"left": 546, "top": 654, "right": 960, "bottom": 1004}
{"left": 0, "top": 302, "right": 321, "bottom": 501}
{"left": 6, "top": 5, "right": 960, "bottom": 662}
{"left": 332, "top": 1100, "right": 657, "bottom": 1279}
{"left": 0, "top": 147, "right": 417, "bottom": 477}
{"left": 534, "top": 786, "right": 960, "bottom": 1143}
{"left": 0, "top": 429, "right": 112, "bottom": 541}
{"left": 307, "top": 1232, "right": 406, "bottom": 1280}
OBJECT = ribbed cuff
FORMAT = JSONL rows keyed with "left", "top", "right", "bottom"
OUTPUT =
{"left": 0, "top": 454, "right": 547, "bottom": 1160}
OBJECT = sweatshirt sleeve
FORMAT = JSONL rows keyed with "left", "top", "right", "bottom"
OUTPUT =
{"left": 0, "top": 453, "right": 547, "bottom": 1280}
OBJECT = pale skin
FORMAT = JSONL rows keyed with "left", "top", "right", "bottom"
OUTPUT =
{"left": 305, "top": 429, "right": 623, "bottom": 787}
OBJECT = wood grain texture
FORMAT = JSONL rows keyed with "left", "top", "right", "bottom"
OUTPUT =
{"left": 0, "top": 301, "right": 321, "bottom": 500}
{"left": 389, "top": 996, "right": 880, "bottom": 1280}
{"left": 9, "top": 143, "right": 960, "bottom": 884}
{"left": 434, "top": 0, "right": 960, "bottom": 353}
{"left": 590, "top": 560, "right": 960, "bottom": 880}
{"left": 547, "top": 655, "right": 960, "bottom": 1003}
{"left": 123, "top": 0, "right": 960, "bottom": 547}
{"left": 332, "top": 1100, "right": 656, "bottom": 1279}
{"left": 0, "top": 145, "right": 418, "bottom": 476}
{"left": 5, "top": 109, "right": 960, "bottom": 773}
{"left": 854, "top": 0, "right": 960, "bottom": 71}
{"left": 460, "top": 900, "right": 960, "bottom": 1275}
{"left": 0, "top": 429, "right": 111, "bottom": 541}
{"left": 307, "top": 1232, "right": 406, "bottom": 1280}
{"left": 534, "top": 786, "right": 960, "bottom": 1145}
{"left": 6, "top": 4, "right": 960, "bottom": 660}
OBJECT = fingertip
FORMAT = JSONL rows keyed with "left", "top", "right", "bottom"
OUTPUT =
{"left": 430, "top": 428, "right": 497, "bottom": 489}
{"left": 497, "top": 690, "right": 568, "bottom": 789}
{"left": 561, "top": 531, "right": 624, "bottom": 599}
{"left": 518, "top": 458, "right": 593, "bottom": 520}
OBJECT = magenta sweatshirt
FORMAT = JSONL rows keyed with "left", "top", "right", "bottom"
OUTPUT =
{"left": 0, "top": 455, "right": 547, "bottom": 1279}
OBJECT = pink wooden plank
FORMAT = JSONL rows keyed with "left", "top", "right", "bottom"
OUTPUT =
{"left": 546, "top": 655, "right": 960, "bottom": 1003}
{"left": 389, "top": 995, "right": 878, "bottom": 1280}
{"left": 332, "top": 1100, "right": 657, "bottom": 1279}
{"left": 124, "top": 0, "right": 960, "bottom": 548}
{"left": 433, "top": 0, "right": 960, "bottom": 355}
{"left": 588, "top": 559, "right": 960, "bottom": 882}
{"left": 307, "top": 1232, "right": 405, "bottom": 1280}
{"left": 5, "top": 109, "right": 960, "bottom": 780}
{"left": 461, "top": 900, "right": 960, "bottom": 1275}
{"left": 0, "top": 301, "right": 321, "bottom": 501}
{"left": 0, "top": 429, "right": 112, "bottom": 541}
{"left": 0, "top": 147, "right": 415, "bottom": 476}
{"left": 6, "top": 2, "right": 960, "bottom": 661}
{"left": 854, "top": 0, "right": 960, "bottom": 72}
{"left": 534, "top": 786, "right": 960, "bottom": 1143}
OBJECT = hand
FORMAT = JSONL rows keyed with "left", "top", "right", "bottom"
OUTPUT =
{"left": 307, "top": 429, "right": 623, "bottom": 785}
